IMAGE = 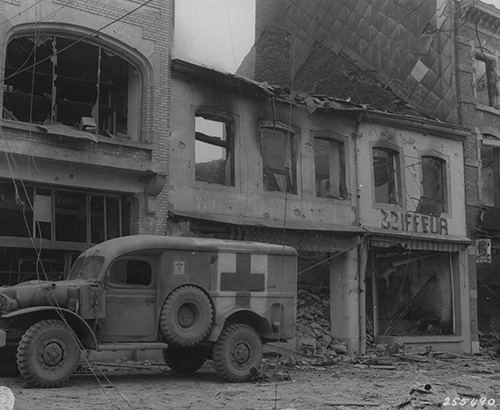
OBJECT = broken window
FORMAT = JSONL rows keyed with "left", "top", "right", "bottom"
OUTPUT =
{"left": 261, "top": 126, "right": 297, "bottom": 194}
{"left": 0, "top": 180, "right": 127, "bottom": 243}
{"left": 373, "top": 147, "right": 400, "bottom": 205}
{"left": 480, "top": 142, "right": 500, "bottom": 207}
{"left": 420, "top": 156, "right": 447, "bottom": 215}
{"left": 475, "top": 56, "right": 497, "bottom": 107}
{"left": 195, "top": 113, "right": 234, "bottom": 186}
{"left": 314, "top": 137, "right": 347, "bottom": 199}
{"left": 368, "top": 249, "right": 455, "bottom": 337}
{"left": 3, "top": 35, "right": 141, "bottom": 139}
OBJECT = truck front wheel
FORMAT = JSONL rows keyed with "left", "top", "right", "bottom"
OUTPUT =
{"left": 17, "top": 319, "right": 80, "bottom": 387}
{"left": 213, "top": 324, "right": 262, "bottom": 382}
{"left": 163, "top": 346, "right": 208, "bottom": 374}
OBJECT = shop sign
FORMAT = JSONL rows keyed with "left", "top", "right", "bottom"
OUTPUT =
{"left": 475, "top": 239, "right": 492, "bottom": 263}
{"left": 380, "top": 209, "right": 448, "bottom": 235}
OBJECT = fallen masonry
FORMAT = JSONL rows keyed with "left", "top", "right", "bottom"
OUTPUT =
{"left": 295, "top": 288, "right": 348, "bottom": 358}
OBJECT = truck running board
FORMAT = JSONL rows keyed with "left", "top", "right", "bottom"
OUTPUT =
{"left": 97, "top": 342, "right": 168, "bottom": 351}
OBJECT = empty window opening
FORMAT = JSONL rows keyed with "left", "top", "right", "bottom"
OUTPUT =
{"left": 475, "top": 56, "right": 497, "bottom": 107}
{"left": 373, "top": 147, "right": 400, "bottom": 205}
{"left": 419, "top": 156, "right": 447, "bottom": 216}
{"left": 109, "top": 259, "right": 152, "bottom": 286}
{"left": 314, "top": 137, "right": 347, "bottom": 199}
{"left": 3, "top": 35, "right": 141, "bottom": 139}
{"left": 261, "top": 127, "right": 297, "bottom": 194}
{"left": 195, "top": 114, "right": 234, "bottom": 186}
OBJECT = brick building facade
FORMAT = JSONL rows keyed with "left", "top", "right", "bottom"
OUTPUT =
{"left": 0, "top": 0, "right": 172, "bottom": 284}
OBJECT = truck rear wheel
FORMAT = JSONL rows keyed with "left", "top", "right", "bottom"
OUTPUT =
{"left": 17, "top": 319, "right": 80, "bottom": 387}
{"left": 163, "top": 347, "right": 207, "bottom": 374}
{"left": 213, "top": 324, "right": 262, "bottom": 382}
{"left": 0, "top": 346, "right": 19, "bottom": 377}
{"left": 160, "top": 286, "right": 214, "bottom": 347}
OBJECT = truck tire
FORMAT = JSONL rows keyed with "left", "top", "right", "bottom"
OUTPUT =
{"left": 160, "top": 286, "right": 214, "bottom": 347}
{"left": 163, "top": 347, "right": 207, "bottom": 374}
{"left": 0, "top": 346, "right": 19, "bottom": 377}
{"left": 213, "top": 324, "right": 262, "bottom": 382}
{"left": 17, "top": 319, "right": 80, "bottom": 387}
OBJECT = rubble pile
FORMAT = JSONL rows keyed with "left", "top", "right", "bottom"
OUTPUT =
{"left": 295, "top": 289, "right": 347, "bottom": 358}
{"left": 479, "top": 332, "right": 500, "bottom": 357}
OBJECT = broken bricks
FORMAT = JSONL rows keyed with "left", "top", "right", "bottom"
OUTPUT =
{"left": 296, "top": 289, "right": 347, "bottom": 358}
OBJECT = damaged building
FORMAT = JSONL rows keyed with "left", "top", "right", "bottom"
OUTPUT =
{"left": 0, "top": 1, "right": 172, "bottom": 283}
{"left": 168, "top": 59, "right": 472, "bottom": 354}
{"left": 243, "top": 0, "right": 500, "bottom": 351}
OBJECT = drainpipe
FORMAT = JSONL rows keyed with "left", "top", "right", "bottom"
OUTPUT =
{"left": 353, "top": 112, "right": 366, "bottom": 354}
{"left": 352, "top": 113, "right": 362, "bottom": 226}
{"left": 453, "top": 0, "right": 464, "bottom": 126}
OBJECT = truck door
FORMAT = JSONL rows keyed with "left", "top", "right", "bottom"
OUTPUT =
{"left": 99, "top": 255, "right": 158, "bottom": 342}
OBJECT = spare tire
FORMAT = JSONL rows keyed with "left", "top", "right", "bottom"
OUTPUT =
{"left": 160, "top": 285, "right": 214, "bottom": 347}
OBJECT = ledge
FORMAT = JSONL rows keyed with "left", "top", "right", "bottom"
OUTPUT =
{"left": 0, "top": 236, "right": 91, "bottom": 251}
{"left": 1, "top": 119, "right": 153, "bottom": 151}
{"left": 376, "top": 335, "right": 464, "bottom": 344}
{"left": 476, "top": 103, "right": 500, "bottom": 117}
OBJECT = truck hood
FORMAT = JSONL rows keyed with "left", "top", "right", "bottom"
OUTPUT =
{"left": 0, "top": 279, "right": 93, "bottom": 313}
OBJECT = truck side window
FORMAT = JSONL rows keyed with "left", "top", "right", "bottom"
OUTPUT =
{"left": 109, "top": 259, "right": 152, "bottom": 286}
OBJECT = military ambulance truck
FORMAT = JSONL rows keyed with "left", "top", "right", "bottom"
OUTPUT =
{"left": 0, "top": 235, "right": 297, "bottom": 387}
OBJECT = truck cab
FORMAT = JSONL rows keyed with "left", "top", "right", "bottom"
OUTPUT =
{"left": 0, "top": 235, "right": 297, "bottom": 387}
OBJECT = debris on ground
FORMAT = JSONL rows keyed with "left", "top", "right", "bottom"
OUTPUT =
{"left": 296, "top": 289, "right": 347, "bottom": 359}
{"left": 395, "top": 384, "right": 443, "bottom": 409}
{"left": 479, "top": 332, "right": 500, "bottom": 357}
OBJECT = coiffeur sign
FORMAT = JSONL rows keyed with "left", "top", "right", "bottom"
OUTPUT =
{"left": 380, "top": 209, "right": 448, "bottom": 235}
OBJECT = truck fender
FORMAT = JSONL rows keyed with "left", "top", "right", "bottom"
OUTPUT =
{"left": 207, "top": 308, "right": 272, "bottom": 342}
{"left": 2, "top": 306, "right": 98, "bottom": 350}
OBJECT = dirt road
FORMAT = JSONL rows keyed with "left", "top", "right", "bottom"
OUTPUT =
{"left": 1, "top": 354, "right": 499, "bottom": 410}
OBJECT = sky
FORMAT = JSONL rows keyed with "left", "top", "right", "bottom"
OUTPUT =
{"left": 173, "top": 0, "right": 255, "bottom": 73}
{"left": 484, "top": 0, "right": 500, "bottom": 7}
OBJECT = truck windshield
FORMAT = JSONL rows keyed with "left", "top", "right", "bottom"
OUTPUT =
{"left": 68, "top": 255, "right": 105, "bottom": 280}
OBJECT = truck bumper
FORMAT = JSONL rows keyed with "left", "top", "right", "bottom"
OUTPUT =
{"left": 0, "top": 329, "right": 6, "bottom": 347}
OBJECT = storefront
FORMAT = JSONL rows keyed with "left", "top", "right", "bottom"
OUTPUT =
{"left": 363, "top": 230, "right": 471, "bottom": 354}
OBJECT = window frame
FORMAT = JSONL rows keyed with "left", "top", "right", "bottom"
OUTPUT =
{"left": 419, "top": 154, "right": 449, "bottom": 216}
{"left": 474, "top": 53, "right": 498, "bottom": 108}
{"left": 480, "top": 136, "right": 500, "bottom": 207}
{"left": 371, "top": 144, "right": 402, "bottom": 207}
{"left": 107, "top": 256, "right": 154, "bottom": 289}
{"left": 3, "top": 31, "right": 143, "bottom": 141}
{"left": 259, "top": 120, "right": 299, "bottom": 196}
{"left": 193, "top": 109, "right": 235, "bottom": 187}
{"left": 312, "top": 131, "right": 349, "bottom": 201}
{"left": 0, "top": 181, "right": 127, "bottom": 244}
